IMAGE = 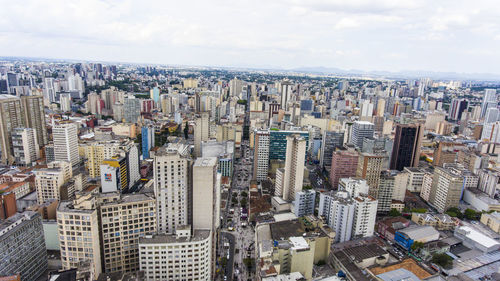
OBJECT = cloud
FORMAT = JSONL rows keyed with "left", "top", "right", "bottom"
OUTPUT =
{"left": 0, "top": 0, "right": 500, "bottom": 74}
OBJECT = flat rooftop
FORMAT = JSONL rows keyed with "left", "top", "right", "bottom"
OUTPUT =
{"left": 139, "top": 229, "right": 210, "bottom": 244}
{"left": 342, "top": 243, "right": 388, "bottom": 263}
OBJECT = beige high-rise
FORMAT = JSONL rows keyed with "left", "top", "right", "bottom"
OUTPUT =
{"left": 154, "top": 146, "right": 190, "bottom": 233}
{"left": 0, "top": 95, "right": 23, "bottom": 165}
{"left": 194, "top": 112, "right": 209, "bottom": 157}
{"left": 281, "top": 135, "right": 306, "bottom": 201}
{"left": 99, "top": 192, "right": 156, "bottom": 273}
{"left": 58, "top": 196, "right": 102, "bottom": 279}
{"left": 356, "top": 153, "right": 385, "bottom": 197}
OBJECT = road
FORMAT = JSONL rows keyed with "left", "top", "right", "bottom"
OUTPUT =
{"left": 220, "top": 140, "right": 255, "bottom": 281}
{"left": 221, "top": 232, "right": 236, "bottom": 281}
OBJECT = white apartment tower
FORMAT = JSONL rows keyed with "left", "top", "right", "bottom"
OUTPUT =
{"left": 318, "top": 191, "right": 355, "bottom": 243}
{"left": 281, "top": 135, "right": 306, "bottom": 201}
{"left": 11, "top": 127, "right": 40, "bottom": 166}
{"left": 53, "top": 122, "right": 80, "bottom": 167}
{"left": 154, "top": 147, "right": 189, "bottom": 233}
{"left": 353, "top": 194, "right": 378, "bottom": 238}
{"left": 192, "top": 157, "right": 220, "bottom": 231}
{"left": 339, "top": 178, "right": 370, "bottom": 198}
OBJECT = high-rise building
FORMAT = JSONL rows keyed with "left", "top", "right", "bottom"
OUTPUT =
{"left": 100, "top": 164, "right": 121, "bottom": 193}
{"left": 192, "top": 157, "right": 220, "bottom": 231}
{"left": 194, "top": 112, "right": 209, "bottom": 157}
{"left": 329, "top": 149, "right": 359, "bottom": 189}
{"left": 34, "top": 162, "right": 70, "bottom": 204}
{"left": 103, "top": 156, "right": 129, "bottom": 192}
{"left": 60, "top": 93, "right": 72, "bottom": 112}
{"left": 481, "top": 89, "right": 497, "bottom": 118}
{"left": 356, "top": 152, "right": 385, "bottom": 197}
{"left": 428, "top": 165, "right": 476, "bottom": 213}
{"left": 277, "top": 135, "right": 306, "bottom": 201}
{"left": 21, "top": 95, "right": 48, "bottom": 146}
{"left": 320, "top": 131, "right": 344, "bottom": 170}
{"left": 43, "top": 77, "right": 56, "bottom": 103}
{"left": 154, "top": 146, "right": 190, "bottom": 233}
{"left": 269, "top": 130, "right": 309, "bottom": 160}
{"left": 253, "top": 130, "right": 270, "bottom": 181}
{"left": 377, "top": 171, "right": 396, "bottom": 213}
{"left": 449, "top": 98, "right": 468, "bottom": 121}
{"left": 404, "top": 167, "right": 426, "bottom": 192}
{"left": 53, "top": 122, "right": 80, "bottom": 167}
{"left": 139, "top": 228, "right": 212, "bottom": 281}
{"left": 292, "top": 189, "right": 316, "bottom": 217}
{"left": 352, "top": 193, "right": 378, "bottom": 238}
{"left": 58, "top": 196, "right": 102, "bottom": 278}
{"left": 339, "top": 178, "right": 369, "bottom": 198}
{"left": 150, "top": 86, "right": 160, "bottom": 104}
{"left": 123, "top": 96, "right": 141, "bottom": 123}
{"left": 420, "top": 172, "right": 434, "bottom": 202}
{"left": 141, "top": 125, "right": 155, "bottom": 159}
{"left": 99, "top": 192, "right": 156, "bottom": 273}
{"left": 11, "top": 127, "right": 40, "bottom": 166}
{"left": 318, "top": 191, "right": 355, "bottom": 243}
{"left": 0, "top": 211, "right": 47, "bottom": 281}
{"left": 280, "top": 81, "right": 294, "bottom": 111}
{"left": 350, "top": 121, "right": 374, "bottom": 149}
{"left": 0, "top": 95, "right": 23, "bottom": 165}
{"left": 390, "top": 123, "right": 423, "bottom": 171}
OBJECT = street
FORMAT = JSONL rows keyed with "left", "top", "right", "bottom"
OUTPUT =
{"left": 220, "top": 140, "right": 255, "bottom": 281}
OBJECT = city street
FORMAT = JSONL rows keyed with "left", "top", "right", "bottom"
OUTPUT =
{"left": 220, "top": 140, "right": 255, "bottom": 281}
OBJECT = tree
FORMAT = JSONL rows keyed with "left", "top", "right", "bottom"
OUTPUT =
{"left": 411, "top": 208, "right": 427, "bottom": 213}
{"left": 240, "top": 191, "right": 248, "bottom": 198}
{"left": 411, "top": 241, "right": 424, "bottom": 252}
{"left": 445, "top": 207, "right": 463, "bottom": 219}
{"left": 243, "top": 258, "right": 255, "bottom": 271}
{"left": 464, "top": 208, "right": 479, "bottom": 220}
{"left": 432, "top": 253, "right": 453, "bottom": 269}
{"left": 388, "top": 208, "right": 402, "bottom": 217}
{"left": 303, "top": 185, "right": 313, "bottom": 190}
{"left": 240, "top": 198, "right": 247, "bottom": 207}
{"left": 184, "top": 121, "right": 189, "bottom": 139}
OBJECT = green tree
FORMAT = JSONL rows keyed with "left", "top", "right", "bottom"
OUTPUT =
{"left": 184, "top": 122, "right": 189, "bottom": 139}
{"left": 388, "top": 208, "right": 402, "bottom": 217}
{"left": 240, "top": 191, "right": 248, "bottom": 198}
{"left": 411, "top": 208, "right": 427, "bottom": 213}
{"left": 464, "top": 208, "right": 479, "bottom": 220}
{"left": 240, "top": 198, "right": 247, "bottom": 207}
{"left": 432, "top": 253, "right": 453, "bottom": 269}
{"left": 243, "top": 258, "right": 255, "bottom": 271}
{"left": 445, "top": 207, "right": 463, "bottom": 219}
{"left": 303, "top": 185, "right": 313, "bottom": 190}
{"left": 411, "top": 241, "right": 424, "bottom": 252}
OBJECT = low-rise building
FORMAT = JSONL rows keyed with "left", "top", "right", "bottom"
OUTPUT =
{"left": 394, "top": 225, "right": 440, "bottom": 250}
{"left": 454, "top": 225, "right": 500, "bottom": 253}
{"left": 480, "top": 212, "right": 500, "bottom": 234}
{"left": 411, "top": 213, "right": 456, "bottom": 230}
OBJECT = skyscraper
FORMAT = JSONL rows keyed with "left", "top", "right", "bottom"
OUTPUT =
{"left": 449, "top": 98, "right": 468, "bottom": 121}
{"left": 0, "top": 211, "right": 47, "bottom": 281}
{"left": 277, "top": 135, "right": 306, "bottom": 201}
{"left": 389, "top": 123, "right": 423, "bottom": 171}
{"left": 352, "top": 193, "right": 378, "bottom": 238}
{"left": 350, "top": 121, "right": 374, "bottom": 149}
{"left": 141, "top": 125, "right": 155, "bottom": 159}
{"left": 11, "top": 127, "right": 40, "bottom": 166}
{"left": 21, "top": 95, "right": 48, "bottom": 147}
{"left": 280, "top": 80, "right": 294, "bottom": 111}
{"left": 329, "top": 148, "right": 359, "bottom": 189}
{"left": 356, "top": 153, "right": 385, "bottom": 197}
{"left": 154, "top": 146, "right": 190, "bottom": 233}
{"left": 194, "top": 112, "right": 209, "bottom": 157}
{"left": 320, "top": 130, "right": 344, "bottom": 170}
{"left": 0, "top": 95, "right": 23, "bottom": 165}
{"left": 150, "top": 86, "right": 160, "bottom": 104}
{"left": 318, "top": 191, "right": 355, "bottom": 243}
{"left": 123, "top": 96, "right": 141, "bottom": 123}
{"left": 53, "top": 122, "right": 80, "bottom": 167}
{"left": 481, "top": 89, "right": 497, "bottom": 118}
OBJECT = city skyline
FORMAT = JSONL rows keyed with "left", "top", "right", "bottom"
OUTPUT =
{"left": 2, "top": 0, "right": 500, "bottom": 76}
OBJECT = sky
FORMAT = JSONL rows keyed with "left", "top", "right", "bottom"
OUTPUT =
{"left": 1, "top": 0, "right": 500, "bottom": 74}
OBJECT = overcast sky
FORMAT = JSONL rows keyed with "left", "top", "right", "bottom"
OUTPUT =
{"left": 1, "top": 0, "right": 499, "bottom": 74}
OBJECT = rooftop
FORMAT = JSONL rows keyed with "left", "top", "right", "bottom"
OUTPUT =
{"left": 456, "top": 226, "right": 500, "bottom": 249}
{"left": 341, "top": 243, "right": 388, "bottom": 263}
{"left": 194, "top": 157, "right": 218, "bottom": 167}
{"left": 369, "top": 259, "right": 432, "bottom": 280}
{"left": 400, "top": 225, "right": 439, "bottom": 240}
{"left": 139, "top": 229, "right": 210, "bottom": 244}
